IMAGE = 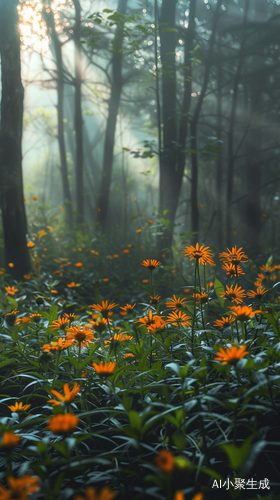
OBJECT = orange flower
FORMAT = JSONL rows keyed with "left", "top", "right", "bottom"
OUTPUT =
{"left": 8, "top": 263, "right": 14, "bottom": 268}
{"left": 221, "top": 262, "right": 245, "bottom": 277}
{"left": 48, "top": 413, "right": 79, "bottom": 434}
{"left": 166, "top": 310, "right": 191, "bottom": 328}
{"left": 219, "top": 284, "right": 246, "bottom": 304}
{"left": 42, "top": 337, "right": 73, "bottom": 352}
{"left": 66, "top": 325, "right": 95, "bottom": 346}
{"left": 48, "top": 382, "right": 80, "bottom": 406}
{"left": 142, "top": 279, "right": 149, "bottom": 283}
{"left": 147, "top": 317, "right": 166, "bottom": 334}
{"left": 88, "top": 318, "right": 108, "bottom": 333}
{"left": 174, "top": 492, "right": 185, "bottom": 500}
{"left": 122, "top": 249, "right": 129, "bottom": 254}
{"left": 90, "top": 300, "right": 118, "bottom": 319}
{"left": 213, "top": 316, "right": 234, "bottom": 328}
{"left": 0, "top": 475, "right": 40, "bottom": 499}
{"left": 150, "top": 295, "right": 161, "bottom": 304}
{"left": 192, "top": 292, "right": 209, "bottom": 304}
{"left": 141, "top": 259, "right": 161, "bottom": 270}
{"left": 73, "top": 486, "right": 117, "bottom": 500}
{"left": 49, "top": 317, "right": 69, "bottom": 330}
{"left": 5, "top": 286, "right": 18, "bottom": 295}
{"left": 15, "top": 316, "right": 31, "bottom": 325}
{"left": 147, "top": 220, "right": 152, "bottom": 224}
{"left": 5, "top": 309, "right": 19, "bottom": 326}
{"left": 123, "top": 353, "right": 135, "bottom": 359}
{"left": 247, "top": 287, "right": 267, "bottom": 300}
{"left": 92, "top": 361, "right": 116, "bottom": 376}
{"left": 165, "top": 295, "right": 187, "bottom": 309}
{"left": 30, "top": 313, "right": 42, "bottom": 323}
{"left": 26, "top": 242, "right": 35, "bottom": 248}
{"left": 0, "top": 431, "right": 21, "bottom": 449}
{"left": 23, "top": 274, "right": 31, "bottom": 279}
{"left": 120, "top": 303, "right": 136, "bottom": 315}
{"left": 8, "top": 402, "right": 31, "bottom": 413}
{"left": 229, "top": 305, "right": 262, "bottom": 321}
{"left": 74, "top": 262, "right": 83, "bottom": 267}
{"left": 214, "top": 344, "right": 249, "bottom": 365}
{"left": 155, "top": 449, "right": 175, "bottom": 472}
{"left": 136, "top": 309, "right": 161, "bottom": 329}
{"left": 219, "top": 246, "right": 248, "bottom": 265}
{"left": 183, "top": 243, "right": 215, "bottom": 266}
{"left": 136, "top": 229, "right": 142, "bottom": 233}
{"left": 191, "top": 494, "right": 204, "bottom": 500}
{"left": 67, "top": 282, "right": 76, "bottom": 288}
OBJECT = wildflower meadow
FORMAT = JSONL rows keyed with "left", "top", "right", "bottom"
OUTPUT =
{"left": 1, "top": 221, "right": 280, "bottom": 500}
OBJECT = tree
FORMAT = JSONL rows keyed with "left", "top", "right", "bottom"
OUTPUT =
{"left": 0, "top": 0, "right": 31, "bottom": 279}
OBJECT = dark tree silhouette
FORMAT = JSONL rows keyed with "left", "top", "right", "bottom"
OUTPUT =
{"left": 0, "top": 0, "right": 30, "bottom": 279}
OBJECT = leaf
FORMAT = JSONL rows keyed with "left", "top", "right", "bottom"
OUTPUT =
{"left": 214, "top": 277, "right": 225, "bottom": 309}
{"left": 220, "top": 434, "right": 255, "bottom": 470}
{"left": 6, "top": 296, "right": 18, "bottom": 309}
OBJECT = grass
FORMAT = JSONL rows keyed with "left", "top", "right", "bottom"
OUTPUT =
{"left": 0, "top": 220, "right": 280, "bottom": 500}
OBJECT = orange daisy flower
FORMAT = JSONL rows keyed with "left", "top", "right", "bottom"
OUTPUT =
{"left": 183, "top": 243, "right": 215, "bottom": 266}
{"left": 88, "top": 318, "right": 108, "bottom": 333}
{"left": 141, "top": 259, "right": 161, "bottom": 270}
{"left": 155, "top": 449, "right": 175, "bottom": 472}
{"left": 213, "top": 316, "right": 235, "bottom": 328}
{"left": 15, "top": 316, "right": 31, "bottom": 324}
{"left": 219, "top": 246, "right": 248, "bottom": 265}
{"left": 0, "top": 431, "right": 22, "bottom": 449}
{"left": 48, "top": 382, "right": 80, "bottom": 406}
{"left": 73, "top": 486, "right": 117, "bottom": 500}
{"left": 150, "top": 295, "right": 161, "bottom": 304}
{"left": 214, "top": 344, "right": 249, "bottom": 365}
{"left": 42, "top": 337, "right": 73, "bottom": 352}
{"left": 166, "top": 310, "right": 191, "bottom": 328}
{"left": 0, "top": 475, "right": 40, "bottom": 499}
{"left": 229, "top": 305, "right": 262, "bottom": 321}
{"left": 247, "top": 286, "right": 267, "bottom": 300}
{"left": 92, "top": 361, "right": 116, "bottom": 376}
{"left": 120, "top": 303, "right": 136, "bottom": 315}
{"left": 5, "top": 309, "right": 19, "bottom": 326}
{"left": 49, "top": 317, "right": 70, "bottom": 330}
{"left": 5, "top": 286, "right": 18, "bottom": 295}
{"left": 26, "top": 242, "right": 35, "bottom": 248}
{"left": 147, "top": 317, "right": 167, "bottom": 334}
{"left": 221, "top": 262, "right": 245, "bottom": 277}
{"left": 219, "top": 284, "right": 246, "bottom": 304}
{"left": 30, "top": 313, "right": 42, "bottom": 323}
{"left": 48, "top": 413, "right": 79, "bottom": 434}
{"left": 89, "top": 300, "right": 118, "bottom": 319}
{"left": 192, "top": 292, "right": 209, "bottom": 304}
{"left": 136, "top": 310, "right": 162, "bottom": 329}
{"left": 66, "top": 325, "right": 96, "bottom": 346}
{"left": 8, "top": 402, "right": 31, "bottom": 413}
{"left": 165, "top": 295, "right": 187, "bottom": 309}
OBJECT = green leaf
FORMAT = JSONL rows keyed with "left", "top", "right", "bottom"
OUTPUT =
{"left": 214, "top": 277, "right": 225, "bottom": 309}
{"left": 220, "top": 434, "right": 255, "bottom": 470}
{"left": 6, "top": 296, "right": 18, "bottom": 309}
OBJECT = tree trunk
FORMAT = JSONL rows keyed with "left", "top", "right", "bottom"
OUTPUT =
{"left": 97, "top": 0, "right": 128, "bottom": 229}
{"left": 216, "top": 44, "right": 223, "bottom": 248}
{"left": 190, "top": 0, "right": 222, "bottom": 239}
{"left": 43, "top": 8, "right": 73, "bottom": 224}
{"left": 73, "top": 0, "right": 84, "bottom": 223}
{"left": 0, "top": 0, "right": 31, "bottom": 279}
{"left": 225, "top": 0, "right": 249, "bottom": 248}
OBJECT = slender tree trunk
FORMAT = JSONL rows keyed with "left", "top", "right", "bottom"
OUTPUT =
{"left": 42, "top": 8, "right": 72, "bottom": 223}
{"left": 216, "top": 46, "right": 223, "bottom": 248}
{"left": 97, "top": 0, "right": 128, "bottom": 229}
{"left": 226, "top": 0, "right": 249, "bottom": 247}
{"left": 158, "top": 0, "right": 178, "bottom": 253}
{"left": 0, "top": 0, "right": 31, "bottom": 279}
{"left": 190, "top": 0, "right": 222, "bottom": 239}
{"left": 73, "top": 0, "right": 84, "bottom": 223}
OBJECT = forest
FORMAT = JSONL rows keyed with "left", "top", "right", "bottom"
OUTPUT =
{"left": 1, "top": 1, "right": 280, "bottom": 499}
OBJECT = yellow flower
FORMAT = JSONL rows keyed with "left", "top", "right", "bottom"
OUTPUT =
{"left": 8, "top": 402, "right": 31, "bottom": 413}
